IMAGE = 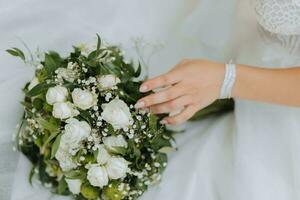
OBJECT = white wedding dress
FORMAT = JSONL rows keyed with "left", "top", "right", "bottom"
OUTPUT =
{"left": 0, "top": 0, "right": 300, "bottom": 200}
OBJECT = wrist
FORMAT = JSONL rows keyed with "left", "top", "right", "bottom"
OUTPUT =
{"left": 231, "top": 63, "right": 262, "bottom": 99}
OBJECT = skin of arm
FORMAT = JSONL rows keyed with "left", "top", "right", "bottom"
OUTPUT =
{"left": 134, "top": 59, "right": 300, "bottom": 124}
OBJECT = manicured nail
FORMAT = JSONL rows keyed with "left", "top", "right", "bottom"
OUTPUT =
{"left": 139, "top": 85, "right": 148, "bottom": 92}
{"left": 135, "top": 101, "right": 145, "bottom": 109}
{"left": 160, "top": 120, "right": 167, "bottom": 125}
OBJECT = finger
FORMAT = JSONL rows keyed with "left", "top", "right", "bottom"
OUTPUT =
{"left": 150, "top": 95, "right": 193, "bottom": 114}
{"left": 135, "top": 84, "right": 185, "bottom": 109}
{"left": 139, "top": 71, "right": 180, "bottom": 93}
{"left": 161, "top": 105, "right": 198, "bottom": 125}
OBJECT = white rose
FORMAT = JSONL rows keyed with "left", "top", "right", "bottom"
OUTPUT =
{"left": 55, "top": 67, "right": 77, "bottom": 83}
{"left": 28, "top": 77, "right": 39, "bottom": 90}
{"left": 46, "top": 85, "right": 68, "bottom": 105}
{"left": 103, "top": 135, "right": 128, "bottom": 153}
{"left": 65, "top": 179, "right": 81, "bottom": 194}
{"left": 55, "top": 146, "right": 77, "bottom": 171}
{"left": 72, "top": 88, "right": 98, "bottom": 110}
{"left": 87, "top": 166, "right": 109, "bottom": 188}
{"left": 97, "top": 144, "right": 111, "bottom": 165}
{"left": 52, "top": 102, "right": 79, "bottom": 120}
{"left": 97, "top": 75, "right": 120, "bottom": 90}
{"left": 101, "top": 99, "right": 133, "bottom": 130}
{"left": 105, "top": 157, "right": 129, "bottom": 180}
{"left": 62, "top": 118, "right": 91, "bottom": 147}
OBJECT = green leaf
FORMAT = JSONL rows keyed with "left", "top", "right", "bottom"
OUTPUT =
{"left": 36, "top": 117, "right": 60, "bottom": 133}
{"left": 29, "top": 165, "right": 36, "bottom": 185}
{"left": 44, "top": 52, "right": 61, "bottom": 75}
{"left": 107, "top": 146, "right": 127, "bottom": 156}
{"left": 41, "top": 130, "right": 60, "bottom": 154}
{"left": 57, "top": 178, "right": 68, "bottom": 194}
{"left": 149, "top": 114, "right": 158, "bottom": 131}
{"left": 155, "top": 153, "right": 168, "bottom": 172}
{"left": 78, "top": 110, "right": 93, "bottom": 124}
{"left": 151, "top": 134, "right": 172, "bottom": 151}
{"left": 27, "top": 82, "right": 55, "bottom": 97}
{"left": 51, "top": 133, "right": 62, "bottom": 159}
{"left": 6, "top": 48, "right": 25, "bottom": 61}
{"left": 32, "top": 98, "right": 43, "bottom": 110}
{"left": 64, "top": 169, "right": 86, "bottom": 179}
{"left": 96, "top": 34, "right": 101, "bottom": 51}
{"left": 38, "top": 160, "right": 52, "bottom": 184}
{"left": 190, "top": 99, "right": 234, "bottom": 121}
{"left": 134, "top": 62, "right": 142, "bottom": 77}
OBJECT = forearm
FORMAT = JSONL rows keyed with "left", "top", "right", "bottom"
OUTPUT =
{"left": 232, "top": 64, "right": 300, "bottom": 107}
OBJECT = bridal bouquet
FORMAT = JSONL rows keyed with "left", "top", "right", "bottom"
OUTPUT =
{"left": 8, "top": 35, "right": 175, "bottom": 200}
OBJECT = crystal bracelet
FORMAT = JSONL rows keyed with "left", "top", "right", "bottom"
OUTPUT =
{"left": 219, "top": 63, "right": 236, "bottom": 99}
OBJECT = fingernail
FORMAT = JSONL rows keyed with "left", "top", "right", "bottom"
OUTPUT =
{"left": 160, "top": 120, "right": 167, "bottom": 125}
{"left": 135, "top": 101, "right": 145, "bottom": 109}
{"left": 139, "top": 85, "right": 148, "bottom": 92}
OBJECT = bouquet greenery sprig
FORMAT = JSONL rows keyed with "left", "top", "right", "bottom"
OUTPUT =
{"left": 8, "top": 35, "right": 175, "bottom": 200}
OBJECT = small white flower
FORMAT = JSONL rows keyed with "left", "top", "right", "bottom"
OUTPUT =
{"left": 106, "top": 157, "right": 129, "bottom": 180}
{"left": 97, "top": 144, "right": 111, "bottom": 165}
{"left": 28, "top": 77, "right": 39, "bottom": 90}
{"left": 46, "top": 85, "right": 68, "bottom": 105}
{"left": 52, "top": 102, "right": 79, "bottom": 119}
{"left": 72, "top": 88, "right": 98, "bottom": 110}
{"left": 96, "top": 121, "right": 102, "bottom": 127}
{"left": 67, "top": 62, "right": 77, "bottom": 70}
{"left": 103, "top": 135, "right": 127, "bottom": 152}
{"left": 97, "top": 75, "right": 121, "bottom": 91}
{"left": 101, "top": 99, "right": 133, "bottom": 130}
{"left": 127, "top": 133, "right": 134, "bottom": 139}
{"left": 105, "top": 93, "right": 112, "bottom": 102}
{"left": 36, "top": 63, "right": 44, "bottom": 69}
{"left": 154, "top": 162, "right": 160, "bottom": 167}
{"left": 77, "top": 43, "right": 93, "bottom": 57}
{"left": 65, "top": 179, "right": 81, "bottom": 194}
{"left": 55, "top": 67, "right": 77, "bottom": 82}
{"left": 87, "top": 166, "right": 109, "bottom": 188}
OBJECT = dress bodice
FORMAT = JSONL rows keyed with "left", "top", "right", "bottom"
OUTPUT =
{"left": 254, "top": 0, "right": 300, "bottom": 35}
{"left": 253, "top": 0, "right": 300, "bottom": 56}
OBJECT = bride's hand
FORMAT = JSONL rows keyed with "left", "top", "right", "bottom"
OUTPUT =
{"left": 135, "top": 59, "right": 225, "bottom": 124}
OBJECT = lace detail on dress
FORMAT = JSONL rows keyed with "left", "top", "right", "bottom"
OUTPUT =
{"left": 254, "top": 0, "right": 300, "bottom": 35}
{"left": 294, "top": 0, "right": 300, "bottom": 7}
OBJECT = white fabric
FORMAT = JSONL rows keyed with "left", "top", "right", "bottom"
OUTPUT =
{"left": 253, "top": 0, "right": 300, "bottom": 55}
{"left": 0, "top": 0, "right": 300, "bottom": 200}
{"left": 254, "top": 0, "right": 300, "bottom": 35}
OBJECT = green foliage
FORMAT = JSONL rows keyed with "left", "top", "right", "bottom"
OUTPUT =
{"left": 190, "top": 99, "right": 234, "bottom": 121}
{"left": 6, "top": 47, "right": 25, "bottom": 61}
{"left": 51, "top": 133, "right": 62, "bottom": 159}
{"left": 27, "top": 82, "right": 55, "bottom": 97}
{"left": 64, "top": 169, "right": 86, "bottom": 180}
{"left": 36, "top": 117, "right": 60, "bottom": 133}
{"left": 57, "top": 178, "right": 69, "bottom": 194}
{"left": 44, "top": 51, "right": 62, "bottom": 75}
